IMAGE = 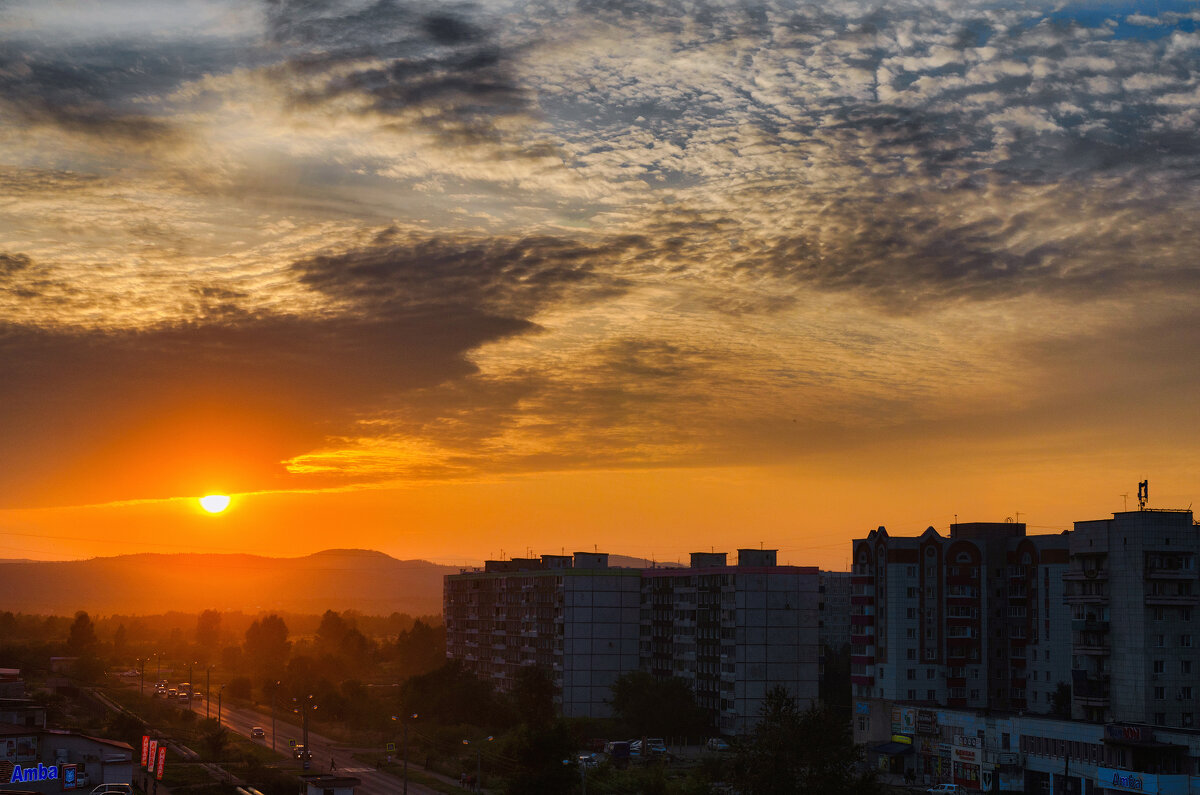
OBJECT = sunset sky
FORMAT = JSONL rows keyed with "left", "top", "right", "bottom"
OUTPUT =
{"left": 3, "top": 0, "right": 1200, "bottom": 569}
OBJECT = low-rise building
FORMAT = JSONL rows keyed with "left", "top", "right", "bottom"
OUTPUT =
{"left": 0, "top": 723, "right": 133, "bottom": 794}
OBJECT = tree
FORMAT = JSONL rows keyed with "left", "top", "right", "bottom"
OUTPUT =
{"left": 244, "top": 614, "right": 290, "bottom": 678}
{"left": 67, "top": 611, "right": 97, "bottom": 654}
{"left": 500, "top": 721, "right": 577, "bottom": 795}
{"left": 1051, "top": 681, "right": 1072, "bottom": 719}
{"left": 202, "top": 721, "right": 229, "bottom": 761}
{"left": 609, "top": 671, "right": 711, "bottom": 738}
{"left": 734, "top": 687, "right": 879, "bottom": 795}
{"left": 196, "top": 610, "right": 222, "bottom": 658}
{"left": 511, "top": 665, "right": 555, "bottom": 728}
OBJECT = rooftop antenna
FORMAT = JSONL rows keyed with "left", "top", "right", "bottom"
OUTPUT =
{"left": 1121, "top": 493, "right": 1129, "bottom": 512}
{"left": 1015, "top": 512, "right": 1022, "bottom": 524}
{"left": 760, "top": 541, "right": 764, "bottom": 550}
{"left": 1138, "top": 479, "right": 1149, "bottom": 510}
{"left": 594, "top": 544, "right": 598, "bottom": 553}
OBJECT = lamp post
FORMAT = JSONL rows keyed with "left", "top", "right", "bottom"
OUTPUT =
{"left": 271, "top": 681, "right": 280, "bottom": 753}
{"left": 135, "top": 658, "right": 146, "bottom": 696}
{"left": 154, "top": 653, "right": 161, "bottom": 681}
{"left": 187, "top": 661, "right": 198, "bottom": 711}
{"left": 293, "top": 695, "right": 316, "bottom": 771}
{"left": 217, "top": 684, "right": 225, "bottom": 727}
{"left": 462, "top": 735, "right": 492, "bottom": 792}
{"left": 205, "top": 665, "right": 213, "bottom": 719}
{"left": 391, "top": 713, "right": 419, "bottom": 795}
{"left": 562, "top": 757, "right": 587, "bottom": 795}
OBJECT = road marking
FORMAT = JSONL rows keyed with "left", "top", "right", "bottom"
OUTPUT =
{"left": 342, "top": 767, "right": 372, "bottom": 773}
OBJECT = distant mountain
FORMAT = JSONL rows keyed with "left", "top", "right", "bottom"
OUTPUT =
{"left": 0, "top": 549, "right": 455, "bottom": 616}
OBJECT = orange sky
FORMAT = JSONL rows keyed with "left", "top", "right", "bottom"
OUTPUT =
{"left": 3, "top": 0, "right": 1200, "bottom": 569}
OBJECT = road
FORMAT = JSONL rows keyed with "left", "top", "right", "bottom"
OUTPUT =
{"left": 212, "top": 700, "right": 459, "bottom": 795}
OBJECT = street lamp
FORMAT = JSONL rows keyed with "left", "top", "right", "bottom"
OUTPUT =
{"left": 462, "top": 735, "right": 492, "bottom": 792}
{"left": 562, "top": 757, "right": 587, "bottom": 795}
{"left": 391, "top": 713, "right": 419, "bottom": 795}
{"left": 217, "top": 684, "right": 226, "bottom": 727}
{"left": 271, "top": 681, "right": 280, "bottom": 753}
{"left": 205, "top": 665, "right": 214, "bottom": 719}
{"left": 293, "top": 695, "right": 316, "bottom": 771}
{"left": 187, "top": 661, "right": 199, "bottom": 711}
{"left": 135, "top": 658, "right": 146, "bottom": 696}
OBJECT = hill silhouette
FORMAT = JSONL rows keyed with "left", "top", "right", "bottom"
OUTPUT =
{"left": 0, "top": 549, "right": 451, "bottom": 616}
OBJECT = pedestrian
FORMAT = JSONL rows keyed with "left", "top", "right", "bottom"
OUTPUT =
{"left": 330, "top": 757, "right": 336, "bottom": 771}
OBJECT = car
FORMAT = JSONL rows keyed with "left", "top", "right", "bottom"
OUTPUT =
{"left": 251, "top": 727, "right": 266, "bottom": 739}
{"left": 646, "top": 738, "right": 667, "bottom": 756}
{"left": 91, "top": 785, "right": 133, "bottom": 795}
{"left": 577, "top": 753, "right": 601, "bottom": 768}
{"left": 927, "top": 785, "right": 962, "bottom": 795}
{"left": 705, "top": 737, "right": 731, "bottom": 752}
{"left": 293, "top": 744, "right": 310, "bottom": 760}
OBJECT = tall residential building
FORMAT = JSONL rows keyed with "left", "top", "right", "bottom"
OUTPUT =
{"left": 445, "top": 549, "right": 820, "bottom": 734}
{"left": 820, "top": 570, "right": 852, "bottom": 651}
{"left": 640, "top": 550, "right": 820, "bottom": 735}
{"left": 1066, "top": 508, "right": 1200, "bottom": 726}
{"left": 444, "top": 552, "right": 642, "bottom": 718}
{"left": 851, "top": 522, "right": 1070, "bottom": 714}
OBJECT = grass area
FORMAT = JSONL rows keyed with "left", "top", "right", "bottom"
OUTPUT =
{"left": 351, "top": 752, "right": 469, "bottom": 794}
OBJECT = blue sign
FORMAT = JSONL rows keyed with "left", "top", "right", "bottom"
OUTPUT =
{"left": 1111, "top": 771, "right": 1144, "bottom": 791}
{"left": 10, "top": 763, "right": 59, "bottom": 784}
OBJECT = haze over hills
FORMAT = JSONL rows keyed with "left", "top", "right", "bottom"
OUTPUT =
{"left": 0, "top": 549, "right": 679, "bottom": 616}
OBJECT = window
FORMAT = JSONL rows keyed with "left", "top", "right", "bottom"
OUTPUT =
{"left": 1155, "top": 660, "right": 1166, "bottom": 674}
{"left": 1154, "top": 607, "right": 1166, "bottom": 621}
{"left": 907, "top": 668, "right": 917, "bottom": 680}
{"left": 970, "top": 689, "right": 980, "bottom": 699}
{"left": 1183, "top": 713, "right": 1194, "bottom": 728}
{"left": 907, "top": 587, "right": 917, "bottom": 598}
{"left": 907, "top": 566, "right": 916, "bottom": 577}
{"left": 1155, "top": 712, "right": 1166, "bottom": 725}
{"left": 1184, "top": 609, "right": 1193, "bottom": 621}
{"left": 907, "top": 648, "right": 917, "bottom": 660}
{"left": 907, "top": 689, "right": 917, "bottom": 700}
{"left": 927, "top": 689, "right": 936, "bottom": 701}
{"left": 927, "top": 669, "right": 936, "bottom": 679}
{"left": 907, "top": 628, "right": 917, "bottom": 639}
{"left": 1183, "top": 660, "right": 1192, "bottom": 675}
{"left": 1183, "top": 635, "right": 1194, "bottom": 648}
{"left": 1155, "top": 686, "right": 1166, "bottom": 700}
{"left": 1182, "top": 686, "right": 1193, "bottom": 700}
{"left": 1156, "top": 634, "right": 1166, "bottom": 647}
{"left": 858, "top": 716, "right": 869, "bottom": 731}
{"left": 907, "top": 608, "right": 917, "bottom": 619}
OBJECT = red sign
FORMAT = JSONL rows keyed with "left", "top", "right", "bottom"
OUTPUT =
{"left": 147, "top": 740, "right": 157, "bottom": 770}
{"left": 155, "top": 747, "right": 166, "bottom": 781}
{"left": 140, "top": 737, "right": 149, "bottom": 767}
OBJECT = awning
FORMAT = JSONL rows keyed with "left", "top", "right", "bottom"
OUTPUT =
{"left": 873, "top": 742, "right": 915, "bottom": 755}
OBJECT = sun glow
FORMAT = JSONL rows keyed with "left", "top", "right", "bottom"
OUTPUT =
{"left": 199, "top": 494, "right": 231, "bottom": 514}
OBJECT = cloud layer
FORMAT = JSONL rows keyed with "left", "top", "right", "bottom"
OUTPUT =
{"left": 2, "top": 0, "right": 1200, "bottom": 508}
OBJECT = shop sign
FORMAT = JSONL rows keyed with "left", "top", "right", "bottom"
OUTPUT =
{"left": 900, "top": 708, "right": 916, "bottom": 733}
{"left": 917, "top": 709, "right": 938, "bottom": 734}
{"left": 1106, "top": 725, "right": 1154, "bottom": 743}
{"left": 952, "top": 746, "right": 977, "bottom": 764}
{"left": 3, "top": 736, "right": 38, "bottom": 762}
{"left": 1099, "top": 768, "right": 1146, "bottom": 792}
{"left": 891, "top": 735, "right": 913, "bottom": 745}
{"left": 141, "top": 736, "right": 150, "bottom": 767}
{"left": 9, "top": 763, "right": 58, "bottom": 783}
{"left": 855, "top": 701, "right": 870, "bottom": 715}
{"left": 155, "top": 747, "right": 166, "bottom": 781}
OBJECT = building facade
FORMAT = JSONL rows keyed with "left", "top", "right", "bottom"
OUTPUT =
{"left": 1066, "top": 509, "right": 1200, "bottom": 726}
{"left": 640, "top": 550, "right": 820, "bottom": 734}
{"left": 445, "top": 549, "right": 820, "bottom": 734}
{"left": 0, "top": 723, "right": 134, "bottom": 794}
{"left": 851, "top": 522, "right": 1071, "bottom": 714}
{"left": 444, "top": 553, "right": 641, "bottom": 719}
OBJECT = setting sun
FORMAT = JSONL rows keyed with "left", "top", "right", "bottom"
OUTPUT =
{"left": 198, "top": 494, "right": 231, "bottom": 514}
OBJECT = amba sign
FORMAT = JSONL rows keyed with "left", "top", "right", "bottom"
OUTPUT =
{"left": 10, "top": 763, "right": 59, "bottom": 784}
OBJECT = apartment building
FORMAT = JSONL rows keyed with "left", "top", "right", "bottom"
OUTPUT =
{"left": 850, "top": 522, "right": 1070, "bottom": 714}
{"left": 640, "top": 550, "right": 820, "bottom": 734}
{"left": 444, "top": 552, "right": 642, "bottom": 719}
{"left": 445, "top": 549, "right": 820, "bottom": 734}
{"left": 1065, "top": 508, "right": 1200, "bottom": 727}
{"left": 820, "top": 570, "right": 852, "bottom": 651}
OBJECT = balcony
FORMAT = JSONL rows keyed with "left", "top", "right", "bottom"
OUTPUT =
{"left": 1065, "top": 592, "right": 1107, "bottom": 605}
{"left": 1071, "top": 619, "right": 1110, "bottom": 632}
{"left": 1065, "top": 574, "right": 1108, "bottom": 586}
{"left": 1145, "top": 593, "right": 1199, "bottom": 606}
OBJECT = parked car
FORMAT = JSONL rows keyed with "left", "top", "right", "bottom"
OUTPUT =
{"left": 705, "top": 737, "right": 731, "bottom": 752}
{"left": 251, "top": 727, "right": 266, "bottom": 739}
{"left": 91, "top": 785, "right": 133, "bottom": 795}
{"left": 577, "top": 753, "right": 601, "bottom": 768}
{"left": 927, "top": 785, "right": 962, "bottom": 795}
{"left": 646, "top": 738, "right": 667, "bottom": 756}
